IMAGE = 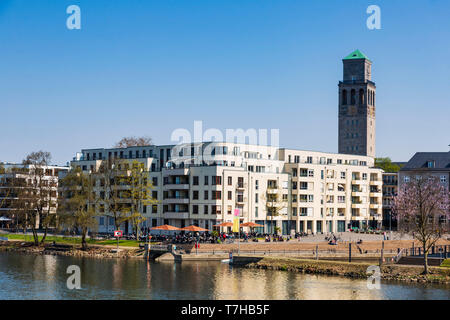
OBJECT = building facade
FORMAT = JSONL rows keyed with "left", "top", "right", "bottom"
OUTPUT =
{"left": 338, "top": 50, "right": 376, "bottom": 158}
{"left": 0, "top": 163, "right": 69, "bottom": 228}
{"left": 71, "top": 142, "right": 383, "bottom": 235}
{"left": 382, "top": 172, "right": 398, "bottom": 231}
{"left": 398, "top": 152, "right": 450, "bottom": 229}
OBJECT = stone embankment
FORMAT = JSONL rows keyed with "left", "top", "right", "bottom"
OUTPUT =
{"left": 0, "top": 241, "right": 143, "bottom": 259}
{"left": 233, "top": 256, "right": 450, "bottom": 284}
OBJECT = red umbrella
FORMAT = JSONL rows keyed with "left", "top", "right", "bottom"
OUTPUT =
{"left": 151, "top": 225, "right": 181, "bottom": 231}
{"left": 180, "top": 225, "right": 209, "bottom": 232}
{"left": 241, "top": 222, "right": 264, "bottom": 228}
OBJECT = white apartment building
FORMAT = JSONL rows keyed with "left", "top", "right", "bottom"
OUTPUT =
{"left": 70, "top": 142, "right": 383, "bottom": 235}
{"left": 0, "top": 163, "right": 69, "bottom": 228}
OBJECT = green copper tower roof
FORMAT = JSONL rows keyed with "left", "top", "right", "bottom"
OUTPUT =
{"left": 343, "top": 50, "right": 371, "bottom": 62}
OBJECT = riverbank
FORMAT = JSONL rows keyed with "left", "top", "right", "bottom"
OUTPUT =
{"left": 0, "top": 241, "right": 143, "bottom": 259}
{"left": 233, "top": 256, "right": 450, "bottom": 284}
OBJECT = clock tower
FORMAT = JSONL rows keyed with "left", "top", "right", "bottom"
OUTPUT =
{"left": 338, "top": 50, "right": 376, "bottom": 158}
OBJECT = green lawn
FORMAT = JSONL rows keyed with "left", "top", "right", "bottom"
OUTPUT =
{"left": 441, "top": 259, "right": 450, "bottom": 268}
{"left": 0, "top": 233, "right": 142, "bottom": 247}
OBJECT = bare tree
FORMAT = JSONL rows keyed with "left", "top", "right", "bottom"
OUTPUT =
{"left": 393, "top": 176, "right": 450, "bottom": 274}
{"left": 15, "top": 151, "right": 56, "bottom": 245}
{"left": 114, "top": 136, "right": 153, "bottom": 148}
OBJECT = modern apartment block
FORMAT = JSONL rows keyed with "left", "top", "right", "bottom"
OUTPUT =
{"left": 0, "top": 163, "right": 69, "bottom": 228}
{"left": 338, "top": 50, "right": 376, "bottom": 158}
{"left": 382, "top": 172, "right": 398, "bottom": 231}
{"left": 71, "top": 142, "right": 383, "bottom": 235}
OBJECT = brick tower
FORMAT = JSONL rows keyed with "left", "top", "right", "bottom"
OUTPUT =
{"left": 338, "top": 50, "right": 376, "bottom": 157}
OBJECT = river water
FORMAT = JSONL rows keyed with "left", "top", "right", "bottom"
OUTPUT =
{"left": 0, "top": 252, "right": 448, "bottom": 300}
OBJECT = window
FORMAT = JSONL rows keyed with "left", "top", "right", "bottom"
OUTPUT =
{"left": 362, "top": 173, "right": 367, "bottom": 180}
{"left": 193, "top": 176, "right": 199, "bottom": 185}
{"left": 152, "top": 177, "right": 158, "bottom": 186}
{"left": 204, "top": 190, "right": 209, "bottom": 200}
{"left": 255, "top": 180, "right": 259, "bottom": 190}
{"left": 228, "top": 205, "right": 232, "bottom": 215}
{"left": 404, "top": 176, "right": 410, "bottom": 183}
{"left": 292, "top": 181, "right": 297, "bottom": 190}
{"left": 342, "top": 89, "right": 347, "bottom": 105}
{"left": 308, "top": 169, "right": 314, "bottom": 177}
{"left": 228, "top": 176, "right": 232, "bottom": 185}
{"left": 292, "top": 168, "right": 297, "bottom": 177}
{"left": 351, "top": 89, "right": 356, "bottom": 105}
{"left": 341, "top": 172, "right": 346, "bottom": 179}
{"left": 193, "top": 205, "right": 199, "bottom": 214}
{"left": 204, "top": 176, "right": 209, "bottom": 185}
{"left": 212, "top": 176, "right": 221, "bottom": 185}
{"left": 441, "top": 175, "right": 447, "bottom": 183}
{"left": 204, "top": 205, "right": 209, "bottom": 214}
{"left": 307, "top": 156, "right": 313, "bottom": 164}
{"left": 228, "top": 191, "right": 232, "bottom": 200}
{"left": 193, "top": 191, "right": 199, "bottom": 200}
{"left": 255, "top": 193, "right": 259, "bottom": 203}
{"left": 255, "top": 207, "right": 259, "bottom": 217}
{"left": 212, "top": 191, "right": 221, "bottom": 200}
{"left": 427, "top": 161, "right": 435, "bottom": 168}
{"left": 152, "top": 205, "right": 158, "bottom": 213}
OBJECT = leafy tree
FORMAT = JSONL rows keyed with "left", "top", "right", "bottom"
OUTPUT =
{"left": 114, "top": 136, "right": 153, "bottom": 148}
{"left": 375, "top": 157, "right": 401, "bottom": 173}
{"left": 121, "top": 161, "right": 158, "bottom": 239}
{"left": 58, "top": 167, "right": 98, "bottom": 250}
{"left": 263, "top": 181, "right": 288, "bottom": 235}
{"left": 97, "top": 158, "right": 131, "bottom": 232}
{"left": 393, "top": 176, "right": 450, "bottom": 274}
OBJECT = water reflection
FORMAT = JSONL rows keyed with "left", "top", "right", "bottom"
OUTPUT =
{"left": 0, "top": 253, "right": 448, "bottom": 300}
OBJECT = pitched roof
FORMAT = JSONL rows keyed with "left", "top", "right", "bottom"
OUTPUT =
{"left": 401, "top": 152, "right": 450, "bottom": 171}
{"left": 343, "top": 50, "right": 371, "bottom": 62}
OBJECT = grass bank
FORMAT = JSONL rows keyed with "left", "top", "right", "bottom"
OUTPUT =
{"left": 0, "top": 233, "right": 142, "bottom": 247}
{"left": 237, "top": 256, "right": 450, "bottom": 285}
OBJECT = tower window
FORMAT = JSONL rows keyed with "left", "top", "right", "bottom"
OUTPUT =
{"left": 351, "top": 89, "right": 356, "bottom": 105}
{"left": 342, "top": 90, "right": 347, "bottom": 105}
{"left": 359, "top": 89, "right": 365, "bottom": 105}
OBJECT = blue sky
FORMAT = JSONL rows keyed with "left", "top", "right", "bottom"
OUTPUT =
{"left": 0, "top": 0, "right": 449, "bottom": 165}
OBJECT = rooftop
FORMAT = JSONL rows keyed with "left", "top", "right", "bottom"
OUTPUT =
{"left": 343, "top": 49, "right": 371, "bottom": 62}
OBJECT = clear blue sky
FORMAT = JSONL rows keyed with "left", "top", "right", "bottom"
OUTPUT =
{"left": 1, "top": 0, "right": 449, "bottom": 165}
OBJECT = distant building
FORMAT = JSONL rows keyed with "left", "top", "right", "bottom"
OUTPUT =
{"left": 0, "top": 163, "right": 69, "bottom": 229}
{"left": 399, "top": 151, "right": 450, "bottom": 228}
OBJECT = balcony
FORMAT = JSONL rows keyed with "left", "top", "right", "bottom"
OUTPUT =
{"left": 370, "top": 180, "right": 383, "bottom": 186}
{"left": 164, "top": 211, "right": 190, "bottom": 219}
{"left": 369, "top": 192, "right": 382, "bottom": 197}
{"left": 370, "top": 203, "right": 381, "bottom": 209}
{"left": 236, "top": 197, "right": 247, "bottom": 204}
{"left": 236, "top": 183, "right": 247, "bottom": 190}
{"left": 163, "top": 183, "right": 190, "bottom": 190}
{"left": 163, "top": 198, "right": 190, "bottom": 204}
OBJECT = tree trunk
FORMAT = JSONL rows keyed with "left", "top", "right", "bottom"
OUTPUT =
{"left": 41, "top": 226, "right": 48, "bottom": 245}
{"left": 81, "top": 229, "right": 87, "bottom": 251}
{"left": 423, "top": 244, "right": 429, "bottom": 274}
{"left": 31, "top": 227, "right": 39, "bottom": 246}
